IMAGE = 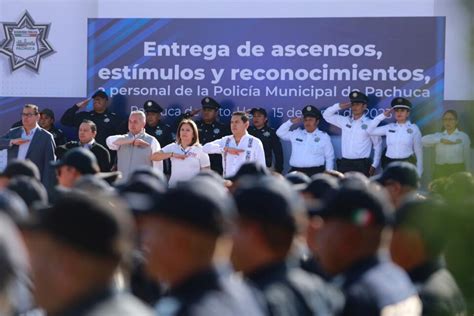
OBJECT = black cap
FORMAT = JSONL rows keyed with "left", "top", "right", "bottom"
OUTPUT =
{"left": 1, "top": 159, "right": 40, "bottom": 180}
{"left": 312, "top": 184, "right": 393, "bottom": 226}
{"left": 229, "top": 162, "right": 270, "bottom": 182}
{"left": 285, "top": 171, "right": 311, "bottom": 191}
{"left": 139, "top": 178, "right": 234, "bottom": 235}
{"left": 39, "top": 108, "right": 55, "bottom": 119}
{"left": 234, "top": 176, "right": 305, "bottom": 230}
{"left": 7, "top": 176, "right": 48, "bottom": 209}
{"left": 349, "top": 90, "right": 369, "bottom": 104}
{"left": 119, "top": 175, "right": 166, "bottom": 214}
{"left": 21, "top": 192, "right": 134, "bottom": 259}
{"left": 304, "top": 174, "right": 339, "bottom": 200}
{"left": 0, "top": 190, "right": 29, "bottom": 223}
{"left": 91, "top": 90, "right": 109, "bottom": 100}
{"left": 391, "top": 97, "right": 412, "bottom": 110}
{"left": 50, "top": 148, "right": 100, "bottom": 175}
{"left": 250, "top": 107, "right": 267, "bottom": 117}
{"left": 128, "top": 166, "right": 168, "bottom": 187}
{"left": 143, "top": 100, "right": 164, "bottom": 113}
{"left": 302, "top": 105, "right": 322, "bottom": 119}
{"left": 201, "top": 97, "right": 220, "bottom": 110}
{"left": 374, "top": 161, "right": 419, "bottom": 188}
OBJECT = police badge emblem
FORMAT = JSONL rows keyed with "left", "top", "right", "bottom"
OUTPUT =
{"left": 306, "top": 106, "right": 311, "bottom": 111}
{"left": 263, "top": 131, "right": 270, "bottom": 137}
{"left": 361, "top": 124, "right": 368, "bottom": 130}
{"left": 352, "top": 92, "right": 358, "bottom": 98}
{"left": 213, "top": 128, "right": 220, "bottom": 134}
{"left": 407, "top": 128, "right": 413, "bottom": 134}
{"left": 155, "top": 129, "right": 163, "bottom": 136}
{"left": 0, "top": 11, "right": 54, "bottom": 72}
{"left": 314, "top": 137, "right": 320, "bottom": 142}
{"left": 104, "top": 118, "right": 110, "bottom": 123}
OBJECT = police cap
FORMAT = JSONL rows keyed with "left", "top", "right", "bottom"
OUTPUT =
{"left": 39, "top": 108, "right": 55, "bottom": 120}
{"left": 229, "top": 162, "right": 270, "bottom": 183}
{"left": 139, "top": 177, "right": 235, "bottom": 235}
{"left": 7, "top": 176, "right": 48, "bottom": 209}
{"left": 302, "top": 105, "right": 322, "bottom": 119}
{"left": 20, "top": 192, "right": 134, "bottom": 260}
{"left": 1, "top": 159, "right": 40, "bottom": 180}
{"left": 391, "top": 97, "right": 412, "bottom": 110}
{"left": 312, "top": 183, "right": 393, "bottom": 226}
{"left": 234, "top": 175, "right": 305, "bottom": 230}
{"left": 50, "top": 147, "right": 100, "bottom": 175}
{"left": 91, "top": 90, "right": 109, "bottom": 101}
{"left": 349, "top": 90, "right": 369, "bottom": 104}
{"left": 373, "top": 161, "right": 419, "bottom": 188}
{"left": 143, "top": 100, "right": 164, "bottom": 113}
{"left": 201, "top": 97, "right": 220, "bottom": 110}
{"left": 250, "top": 107, "right": 267, "bottom": 117}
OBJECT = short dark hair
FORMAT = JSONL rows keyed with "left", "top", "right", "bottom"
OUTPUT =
{"left": 232, "top": 111, "right": 249, "bottom": 123}
{"left": 443, "top": 110, "right": 458, "bottom": 120}
{"left": 23, "top": 104, "right": 39, "bottom": 115}
{"left": 81, "top": 120, "right": 97, "bottom": 133}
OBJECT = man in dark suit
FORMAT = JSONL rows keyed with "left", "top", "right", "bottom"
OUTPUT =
{"left": 0, "top": 104, "right": 56, "bottom": 189}
{"left": 56, "top": 120, "right": 111, "bottom": 172}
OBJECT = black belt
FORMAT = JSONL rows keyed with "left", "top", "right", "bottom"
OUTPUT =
{"left": 340, "top": 158, "right": 370, "bottom": 162}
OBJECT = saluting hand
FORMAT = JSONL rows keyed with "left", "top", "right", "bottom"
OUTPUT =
{"left": 383, "top": 108, "right": 393, "bottom": 117}
{"left": 224, "top": 147, "right": 245, "bottom": 155}
{"left": 133, "top": 139, "right": 150, "bottom": 148}
{"left": 11, "top": 138, "right": 30, "bottom": 146}
{"left": 76, "top": 98, "right": 91, "bottom": 109}
{"left": 339, "top": 102, "right": 351, "bottom": 110}
{"left": 290, "top": 117, "right": 302, "bottom": 124}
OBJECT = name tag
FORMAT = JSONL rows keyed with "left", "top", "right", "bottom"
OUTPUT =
{"left": 346, "top": 124, "right": 352, "bottom": 128}
{"left": 388, "top": 130, "right": 396, "bottom": 133}
{"left": 296, "top": 138, "right": 303, "bottom": 142}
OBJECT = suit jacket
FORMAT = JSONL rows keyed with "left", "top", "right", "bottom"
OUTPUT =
{"left": 56, "top": 141, "right": 111, "bottom": 172}
{"left": 0, "top": 126, "right": 56, "bottom": 189}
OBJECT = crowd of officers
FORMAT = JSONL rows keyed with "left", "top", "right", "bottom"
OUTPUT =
{"left": 0, "top": 90, "right": 472, "bottom": 315}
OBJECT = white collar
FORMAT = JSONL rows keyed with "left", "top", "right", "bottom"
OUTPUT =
{"left": 443, "top": 128, "right": 459, "bottom": 135}
{"left": 22, "top": 125, "right": 39, "bottom": 136}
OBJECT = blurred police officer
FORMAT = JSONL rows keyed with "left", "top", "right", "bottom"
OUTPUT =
{"left": 56, "top": 120, "right": 111, "bottom": 172}
{"left": 277, "top": 106, "right": 335, "bottom": 177}
{"left": 323, "top": 91, "right": 382, "bottom": 176}
{"left": 391, "top": 198, "right": 467, "bottom": 316}
{"left": 39, "top": 108, "right": 67, "bottom": 146}
{"left": 60, "top": 90, "right": 124, "bottom": 148}
{"left": 21, "top": 192, "right": 153, "bottom": 316}
{"left": 248, "top": 107, "right": 284, "bottom": 173}
{"left": 186, "top": 97, "right": 230, "bottom": 175}
{"left": 232, "top": 175, "right": 343, "bottom": 315}
{"left": 137, "top": 178, "right": 265, "bottom": 315}
{"left": 312, "top": 183, "right": 422, "bottom": 315}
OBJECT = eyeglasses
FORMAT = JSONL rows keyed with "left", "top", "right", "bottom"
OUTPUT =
{"left": 21, "top": 113, "right": 37, "bottom": 117}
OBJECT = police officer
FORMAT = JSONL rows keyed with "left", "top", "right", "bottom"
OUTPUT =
{"left": 367, "top": 97, "right": 423, "bottom": 176}
{"left": 60, "top": 90, "right": 124, "bottom": 148}
{"left": 323, "top": 91, "right": 382, "bottom": 176}
{"left": 232, "top": 175, "right": 343, "bottom": 315}
{"left": 390, "top": 198, "right": 467, "bottom": 316}
{"left": 188, "top": 97, "right": 230, "bottom": 175}
{"left": 277, "top": 106, "right": 335, "bottom": 177}
{"left": 143, "top": 100, "right": 174, "bottom": 175}
{"left": 39, "top": 108, "right": 67, "bottom": 146}
{"left": 137, "top": 177, "right": 265, "bottom": 315}
{"left": 311, "top": 182, "right": 422, "bottom": 315}
{"left": 248, "top": 107, "right": 284, "bottom": 173}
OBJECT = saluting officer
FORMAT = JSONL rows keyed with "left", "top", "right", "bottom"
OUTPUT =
{"left": 277, "top": 105, "right": 334, "bottom": 177}
{"left": 60, "top": 90, "right": 124, "bottom": 148}
{"left": 323, "top": 91, "right": 382, "bottom": 176}
{"left": 367, "top": 97, "right": 423, "bottom": 176}
{"left": 189, "top": 97, "right": 230, "bottom": 175}
{"left": 248, "top": 107, "right": 284, "bottom": 173}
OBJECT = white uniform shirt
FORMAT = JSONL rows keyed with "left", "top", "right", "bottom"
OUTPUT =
{"left": 17, "top": 125, "right": 39, "bottom": 160}
{"left": 422, "top": 129, "right": 471, "bottom": 168}
{"left": 323, "top": 103, "right": 382, "bottom": 167}
{"left": 161, "top": 143, "right": 210, "bottom": 187}
{"left": 203, "top": 133, "right": 266, "bottom": 178}
{"left": 276, "top": 120, "right": 334, "bottom": 170}
{"left": 368, "top": 113, "right": 423, "bottom": 176}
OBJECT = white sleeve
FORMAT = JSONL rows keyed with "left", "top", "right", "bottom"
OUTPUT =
{"left": 254, "top": 138, "right": 267, "bottom": 168}
{"left": 421, "top": 133, "right": 442, "bottom": 147}
{"left": 106, "top": 135, "right": 126, "bottom": 151}
{"left": 202, "top": 138, "right": 225, "bottom": 154}
{"left": 322, "top": 103, "right": 345, "bottom": 128}
{"left": 275, "top": 120, "right": 294, "bottom": 141}
{"left": 199, "top": 149, "right": 211, "bottom": 168}
{"left": 371, "top": 135, "right": 383, "bottom": 168}
{"left": 413, "top": 126, "right": 423, "bottom": 176}
{"left": 367, "top": 114, "right": 388, "bottom": 136}
{"left": 324, "top": 134, "right": 335, "bottom": 170}
{"left": 462, "top": 133, "right": 471, "bottom": 171}
{"left": 151, "top": 138, "right": 163, "bottom": 171}
{"left": 161, "top": 143, "right": 175, "bottom": 153}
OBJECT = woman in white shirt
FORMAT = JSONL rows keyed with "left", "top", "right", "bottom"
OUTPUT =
{"left": 151, "top": 119, "right": 210, "bottom": 187}
{"left": 422, "top": 110, "right": 471, "bottom": 179}
{"left": 367, "top": 97, "right": 423, "bottom": 176}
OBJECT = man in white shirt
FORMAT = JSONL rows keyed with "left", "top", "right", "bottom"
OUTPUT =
{"left": 203, "top": 111, "right": 266, "bottom": 179}
{"left": 106, "top": 111, "right": 162, "bottom": 180}
{"left": 323, "top": 91, "right": 382, "bottom": 176}
{"left": 277, "top": 106, "right": 334, "bottom": 177}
